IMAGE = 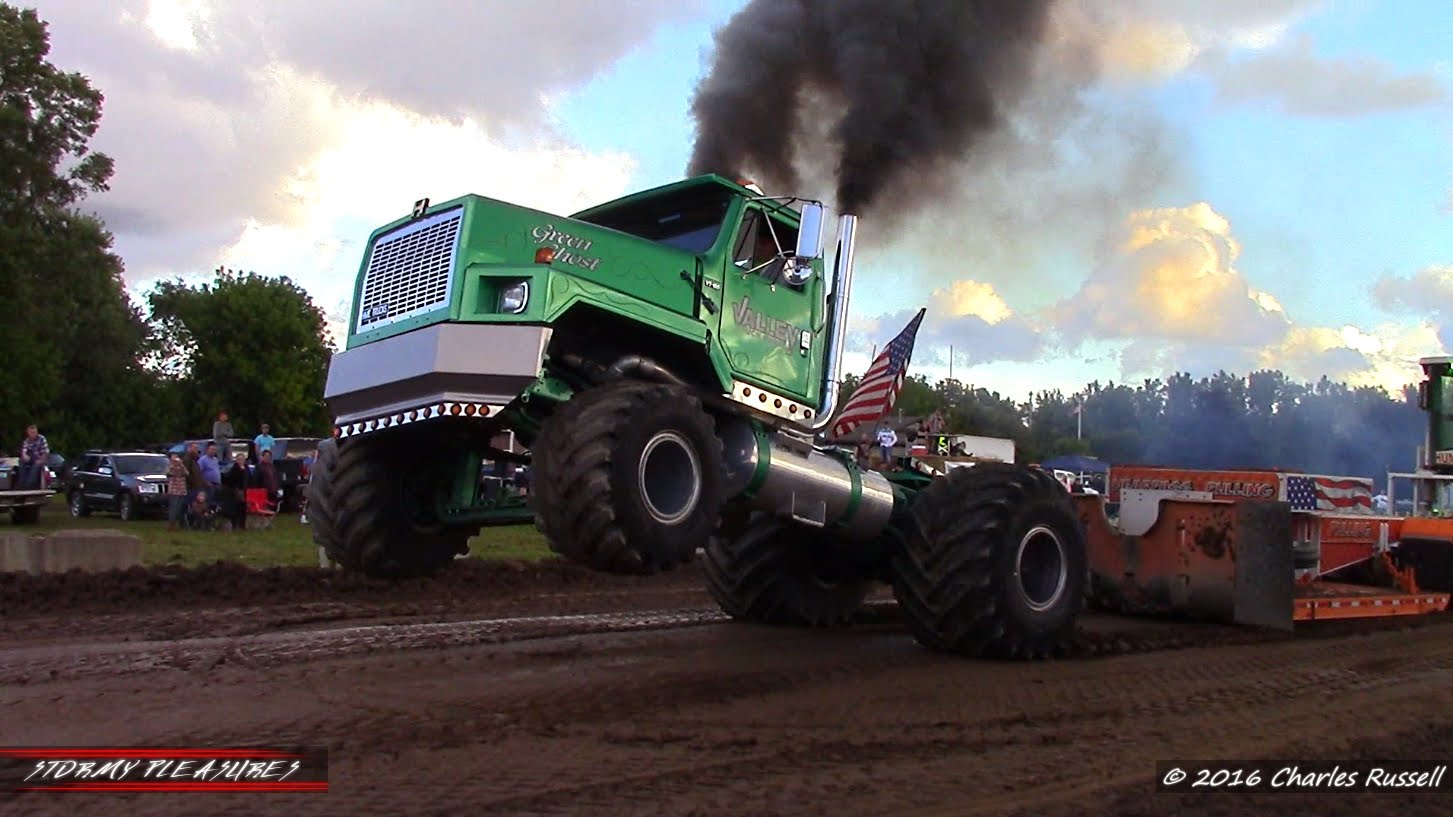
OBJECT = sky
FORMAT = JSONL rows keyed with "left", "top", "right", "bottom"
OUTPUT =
{"left": 26, "top": 0, "right": 1453, "bottom": 403}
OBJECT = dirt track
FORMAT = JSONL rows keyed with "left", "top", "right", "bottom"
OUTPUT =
{"left": 4, "top": 559, "right": 1453, "bottom": 816}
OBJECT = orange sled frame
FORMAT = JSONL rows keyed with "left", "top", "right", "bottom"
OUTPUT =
{"left": 1072, "top": 491, "right": 1451, "bottom": 631}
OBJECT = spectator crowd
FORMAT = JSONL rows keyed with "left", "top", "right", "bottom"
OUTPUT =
{"left": 12, "top": 409, "right": 304, "bottom": 533}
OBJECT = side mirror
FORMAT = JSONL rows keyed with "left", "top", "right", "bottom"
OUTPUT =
{"left": 794, "top": 202, "right": 826, "bottom": 261}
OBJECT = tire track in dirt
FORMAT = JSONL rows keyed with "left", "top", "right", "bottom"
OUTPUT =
{"left": 0, "top": 608, "right": 732, "bottom": 684}
{"left": 7, "top": 596, "right": 1453, "bottom": 817}
{"left": 8, "top": 617, "right": 1451, "bottom": 817}
{"left": 431, "top": 626, "right": 1453, "bottom": 817}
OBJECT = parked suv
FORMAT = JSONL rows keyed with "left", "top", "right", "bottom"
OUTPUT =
{"left": 66, "top": 451, "right": 172, "bottom": 521}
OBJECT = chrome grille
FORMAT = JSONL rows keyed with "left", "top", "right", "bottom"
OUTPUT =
{"left": 356, "top": 206, "right": 464, "bottom": 332}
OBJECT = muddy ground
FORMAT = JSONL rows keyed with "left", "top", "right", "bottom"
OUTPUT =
{"left": 3, "top": 558, "right": 1452, "bottom": 816}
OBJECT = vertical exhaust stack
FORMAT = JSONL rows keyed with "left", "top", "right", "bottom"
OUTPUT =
{"left": 807, "top": 213, "right": 859, "bottom": 433}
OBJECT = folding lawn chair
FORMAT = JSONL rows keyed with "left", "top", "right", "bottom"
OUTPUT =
{"left": 244, "top": 487, "right": 279, "bottom": 530}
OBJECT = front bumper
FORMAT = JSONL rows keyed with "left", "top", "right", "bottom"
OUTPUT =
{"left": 324, "top": 323, "right": 552, "bottom": 437}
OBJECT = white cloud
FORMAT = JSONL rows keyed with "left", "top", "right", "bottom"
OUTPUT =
{"left": 1044, "top": 202, "right": 1440, "bottom": 395}
{"left": 1209, "top": 35, "right": 1449, "bottom": 116}
{"left": 1258, "top": 322, "right": 1442, "bottom": 392}
{"left": 1052, "top": 202, "right": 1290, "bottom": 346}
{"left": 1049, "top": 0, "right": 1320, "bottom": 82}
{"left": 32, "top": 0, "right": 697, "bottom": 285}
{"left": 847, "top": 279, "right": 1043, "bottom": 370}
{"left": 217, "top": 95, "right": 638, "bottom": 345}
{"left": 1371, "top": 264, "right": 1453, "bottom": 353}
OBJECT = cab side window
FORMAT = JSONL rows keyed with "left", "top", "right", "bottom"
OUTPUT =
{"left": 733, "top": 209, "right": 803, "bottom": 289}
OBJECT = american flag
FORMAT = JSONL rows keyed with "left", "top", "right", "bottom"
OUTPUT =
{"left": 830, "top": 308, "right": 926, "bottom": 438}
{"left": 1284, "top": 475, "right": 1374, "bottom": 513}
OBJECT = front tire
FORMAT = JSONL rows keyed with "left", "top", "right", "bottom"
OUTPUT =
{"left": 328, "top": 432, "right": 474, "bottom": 579}
{"left": 704, "top": 512, "right": 870, "bottom": 627}
{"left": 531, "top": 380, "right": 726, "bottom": 574}
{"left": 891, "top": 463, "right": 1086, "bottom": 659}
{"left": 118, "top": 493, "right": 136, "bottom": 521}
{"left": 69, "top": 491, "right": 90, "bottom": 518}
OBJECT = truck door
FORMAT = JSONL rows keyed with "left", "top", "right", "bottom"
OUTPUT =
{"left": 94, "top": 455, "right": 119, "bottom": 508}
{"left": 716, "top": 206, "right": 819, "bottom": 399}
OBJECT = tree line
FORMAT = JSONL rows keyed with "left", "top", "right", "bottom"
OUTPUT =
{"left": 0, "top": 5, "right": 334, "bottom": 458}
{"left": 843, "top": 369, "right": 1426, "bottom": 490}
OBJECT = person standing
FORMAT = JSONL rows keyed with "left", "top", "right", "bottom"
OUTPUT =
{"left": 875, "top": 424, "right": 898, "bottom": 472}
{"left": 254, "top": 422, "right": 276, "bottom": 456}
{"left": 213, "top": 410, "right": 234, "bottom": 461}
{"left": 165, "top": 453, "right": 189, "bottom": 531}
{"left": 253, "top": 448, "right": 280, "bottom": 500}
{"left": 184, "top": 441, "right": 206, "bottom": 503}
{"left": 198, "top": 442, "right": 223, "bottom": 505}
{"left": 926, "top": 409, "right": 946, "bottom": 436}
{"left": 220, "top": 452, "right": 249, "bottom": 531}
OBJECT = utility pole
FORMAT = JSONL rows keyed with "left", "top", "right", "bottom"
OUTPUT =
{"left": 948, "top": 345, "right": 953, "bottom": 383}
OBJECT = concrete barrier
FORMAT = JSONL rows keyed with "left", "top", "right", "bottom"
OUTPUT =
{"left": 0, "top": 529, "right": 143, "bottom": 574}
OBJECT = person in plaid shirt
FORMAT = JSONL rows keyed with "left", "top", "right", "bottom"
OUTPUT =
{"left": 165, "top": 453, "right": 190, "bottom": 531}
{"left": 18, "top": 425, "right": 48, "bottom": 489}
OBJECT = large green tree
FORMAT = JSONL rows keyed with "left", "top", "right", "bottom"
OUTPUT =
{"left": 0, "top": 3, "right": 155, "bottom": 455}
{"left": 146, "top": 268, "right": 335, "bottom": 437}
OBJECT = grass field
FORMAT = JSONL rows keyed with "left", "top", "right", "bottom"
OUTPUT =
{"left": 5, "top": 494, "right": 555, "bottom": 569}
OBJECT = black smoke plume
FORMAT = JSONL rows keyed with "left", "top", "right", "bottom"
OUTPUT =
{"left": 687, "top": 0, "right": 1055, "bottom": 214}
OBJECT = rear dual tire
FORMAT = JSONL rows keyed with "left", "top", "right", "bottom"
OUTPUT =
{"left": 892, "top": 462, "right": 1086, "bottom": 659}
{"left": 704, "top": 512, "right": 871, "bottom": 627}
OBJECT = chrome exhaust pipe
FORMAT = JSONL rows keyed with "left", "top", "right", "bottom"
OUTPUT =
{"left": 805, "top": 213, "right": 858, "bottom": 432}
{"left": 720, "top": 416, "right": 897, "bottom": 540}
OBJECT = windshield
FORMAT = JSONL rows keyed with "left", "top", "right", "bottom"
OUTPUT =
{"left": 576, "top": 186, "right": 735, "bottom": 253}
{"left": 116, "top": 455, "right": 169, "bottom": 474}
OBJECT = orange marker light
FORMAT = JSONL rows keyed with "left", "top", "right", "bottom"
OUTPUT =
{"left": 534, "top": 247, "right": 556, "bottom": 264}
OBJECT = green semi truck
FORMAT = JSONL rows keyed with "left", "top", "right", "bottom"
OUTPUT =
{"left": 308, "top": 174, "right": 1087, "bottom": 658}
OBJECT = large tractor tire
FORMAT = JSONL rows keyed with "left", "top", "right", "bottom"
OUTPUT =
{"left": 891, "top": 462, "right": 1086, "bottom": 659}
{"left": 704, "top": 512, "right": 871, "bottom": 627}
{"left": 325, "top": 432, "right": 474, "bottom": 579}
{"left": 530, "top": 379, "right": 726, "bottom": 574}
{"left": 307, "top": 437, "right": 341, "bottom": 559}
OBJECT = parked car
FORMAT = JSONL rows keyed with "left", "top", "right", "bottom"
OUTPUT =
{"left": 66, "top": 451, "right": 172, "bottom": 521}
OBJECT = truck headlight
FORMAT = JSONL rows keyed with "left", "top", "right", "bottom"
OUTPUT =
{"left": 499, "top": 281, "right": 529, "bottom": 314}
